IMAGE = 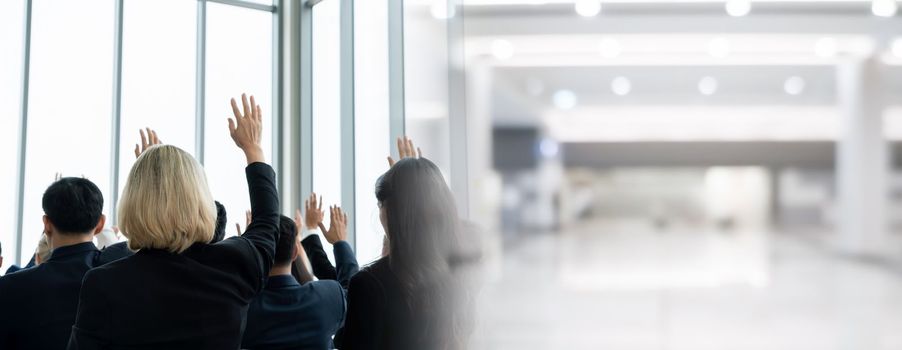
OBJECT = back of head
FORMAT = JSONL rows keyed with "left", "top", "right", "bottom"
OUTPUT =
{"left": 213, "top": 201, "right": 228, "bottom": 244}
{"left": 119, "top": 145, "right": 216, "bottom": 253}
{"left": 274, "top": 215, "right": 298, "bottom": 266}
{"left": 43, "top": 177, "right": 104, "bottom": 234}
{"left": 375, "top": 158, "right": 469, "bottom": 347}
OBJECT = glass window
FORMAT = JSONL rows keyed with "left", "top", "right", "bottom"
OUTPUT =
{"left": 0, "top": 0, "right": 25, "bottom": 268}
{"left": 404, "top": 0, "right": 451, "bottom": 182}
{"left": 205, "top": 3, "right": 273, "bottom": 238}
{"left": 23, "top": 0, "right": 115, "bottom": 263}
{"left": 354, "top": 0, "right": 390, "bottom": 264}
{"left": 119, "top": 0, "right": 196, "bottom": 195}
{"left": 312, "top": 0, "right": 343, "bottom": 243}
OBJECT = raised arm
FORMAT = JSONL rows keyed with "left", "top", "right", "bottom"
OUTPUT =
{"left": 298, "top": 193, "right": 338, "bottom": 280}
{"left": 228, "top": 93, "right": 280, "bottom": 285}
{"left": 323, "top": 205, "right": 359, "bottom": 288}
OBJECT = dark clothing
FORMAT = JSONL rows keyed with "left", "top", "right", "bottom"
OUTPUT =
{"left": 242, "top": 241, "right": 359, "bottom": 350}
{"left": 2, "top": 254, "right": 36, "bottom": 275}
{"left": 66, "top": 162, "right": 280, "bottom": 350}
{"left": 0, "top": 241, "right": 132, "bottom": 350}
{"left": 301, "top": 235, "right": 337, "bottom": 280}
{"left": 334, "top": 257, "right": 439, "bottom": 350}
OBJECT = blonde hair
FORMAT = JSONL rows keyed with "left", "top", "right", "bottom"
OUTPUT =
{"left": 35, "top": 234, "right": 51, "bottom": 264}
{"left": 119, "top": 145, "right": 216, "bottom": 253}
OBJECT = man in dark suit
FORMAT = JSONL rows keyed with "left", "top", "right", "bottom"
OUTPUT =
{"left": 0, "top": 177, "right": 133, "bottom": 349}
{"left": 241, "top": 205, "right": 358, "bottom": 350}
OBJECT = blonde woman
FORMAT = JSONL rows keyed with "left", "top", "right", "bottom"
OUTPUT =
{"left": 67, "top": 94, "right": 280, "bottom": 350}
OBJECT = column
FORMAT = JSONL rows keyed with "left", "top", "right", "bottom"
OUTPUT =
{"left": 835, "top": 56, "right": 888, "bottom": 255}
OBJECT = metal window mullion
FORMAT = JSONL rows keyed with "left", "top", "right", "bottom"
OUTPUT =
{"left": 299, "top": 0, "right": 313, "bottom": 203}
{"left": 13, "top": 0, "right": 34, "bottom": 266}
{"left": 447, "top": 0, "right": 469, "bottom": 218}
{"left": 388, "top": 0, "right": 405, "bottom": 146}
{"left": 272, "top": 0, "right": 284, "bottom": 211}
{"left": 110, "top": 0, "right": 124, "bottom": 225}
{"left": 196, "top": 0, "right": 207, "bottom": 164}
{"left": 340, "top": 0, "right": 356, "bottom": 248}
{"left": 207, "top": 0, "right": 275, "bottom": 12}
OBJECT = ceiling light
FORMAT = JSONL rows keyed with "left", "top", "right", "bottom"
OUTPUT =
{"left": 725, "top": 0, "right": 751, "bottom": 17}
{"left": 698, "top": 76, "right": 718, "bottom": 95}
{"left": 553, "top": 90, "right": 578, "bottom": 110}
{"left": 539, "top": 139, "right": 560, "bottom": 158}
{"left": 611, "top": 77, "right": 631, "bottom": 96}
{"left": 491, "top": 39, "right": 515, "bottom": 61}
{"left": 784, "top": 76, "right": 805, "bottom": 96}
{"left": 430, "top": 1, "right": 455, "bottom": 19}
{"left": 707, "top": 37, "right": 731, "bottom": 59}
{"left": 598, "top": 38, "right": 622, "bottom": 58}
{"left": 574, "top": 0, "right": 601, "bottom": 17}
{"left": 872, "top": 0, "right": 898, "bottom": 17}
{"left": 814, "top": 37, "right": 837, "bottom": 58}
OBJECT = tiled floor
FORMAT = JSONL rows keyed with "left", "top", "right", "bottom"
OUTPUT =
{"left": 469, "top": 220, "right": 902, "bottom": 350}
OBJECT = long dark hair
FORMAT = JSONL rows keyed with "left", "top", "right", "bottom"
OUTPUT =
{"left": 376, "top": 157, "right": 471, "bottom": 349}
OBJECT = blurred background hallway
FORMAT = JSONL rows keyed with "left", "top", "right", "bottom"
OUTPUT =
{"left": 473, "top": 217, "right": 902, "bottom": 350}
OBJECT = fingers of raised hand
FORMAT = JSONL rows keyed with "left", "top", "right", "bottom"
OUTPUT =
{"left": 241, "top": 93, "right": 251, "bottom": 119}
{"left": 245, "top": 210, "right": 252, "bottom": 226}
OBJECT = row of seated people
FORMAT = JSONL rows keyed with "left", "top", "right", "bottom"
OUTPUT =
{"left": 0, "top": 93, "right": 474, "bottom": 350}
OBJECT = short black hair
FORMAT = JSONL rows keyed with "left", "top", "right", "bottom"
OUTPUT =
{"left": 212, "top": 201, "right": 227, "bottom": 243}
{"left": 274, "top": 216, "right": 297, "bottom": 266}
{"left": 42, "top": 177, "right": 104, "bottom": 234}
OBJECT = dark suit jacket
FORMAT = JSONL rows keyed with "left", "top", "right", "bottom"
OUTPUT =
{"left": 241, "top": 240, "right": 359, "bottom": 350}
{"left": 66, "top": 162, "right": 280, "bottom": 350}
{"left": 334, "top": 257, "right": 454, "bottom": 350}
{"left": 0, "top": 241, "right": 132, "bottom": 350}
{"left": 301, "top": 235, "right": 338, "bottom": 281}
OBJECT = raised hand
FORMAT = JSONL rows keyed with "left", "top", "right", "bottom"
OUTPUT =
{"left": 323, "top": 205, "right": 348, "bottom": 244}
{"left": 134, "top": 127, "right": 162, "bottom": 158}
{"left": 386, "top": 136, "right": 422, "bottom": 167}
{"left": 234, "top": 210, "right": 252, "bottom": 235}
{"left": 303, "top": 193, "right": 325, "bottom": 231}
{"left": 228, "top": 93, "right": 264, "bottom": 164}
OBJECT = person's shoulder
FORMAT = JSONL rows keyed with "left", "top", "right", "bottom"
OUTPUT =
{"left": 85, "top": 255, "right": 129, "bottom": 278}
{"left": 0, "top": 263, "right": 47, "bottom": 284}
{"left": 97, "top": 241, "right": 134, "bottom": 265}
{"left": 349, "top": 260, "right": 388, "bottom": 292}
{"left": 307, "top": 279, "right": 344, "bottom": 295}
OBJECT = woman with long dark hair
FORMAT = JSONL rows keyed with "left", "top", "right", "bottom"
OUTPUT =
{"left": 335, "top": 138, "right": 472, "bottom": 350}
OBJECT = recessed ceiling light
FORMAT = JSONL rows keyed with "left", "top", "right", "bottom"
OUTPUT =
{"left": 491, "top": 39, "right": 515, "bottom": 61}
{"left": 553, "top": 89, "right": 578, "bottom": 110}
{"left": 611, "top": 77, "right": 631, "bottom": 96}
{"left": 725, "top": 0, "right": 751, "bottom": 17}
{"left": 539, "top": 139, "right": 560, "bottom": 158}
{"left": 574, "top": 0, "right": 601, "bottom": 17}
{"left": 698, "top": 76, "right": 718, "bottom": 95}
{"left": 872, "top": 0, "right": 898, "bottom": 17}
{"left": 784, "top": 76, "right": 805, "bottom": 96}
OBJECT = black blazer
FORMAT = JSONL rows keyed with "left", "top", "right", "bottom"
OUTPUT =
{"left": 66, "top": 162, "right": 280, "bottom": 350}
{"left": 301, "top": 235, "right": 337, "bottom": 281}
{"left": 334, "top": 257, "right": 449, "bottom": 350}
{"left": 0, "top": 241, "right": 132, "bottom": 350}
{"left": 241, "top": 241, "right": 359, "bottom": 350}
